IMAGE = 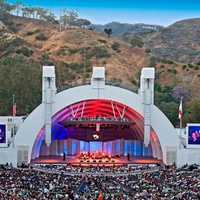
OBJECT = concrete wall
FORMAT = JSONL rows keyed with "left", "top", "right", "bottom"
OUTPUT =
{"left": 177, "top": 148, "right": 200, "bottom": 167}
{"left": 0, "top": 148, "right": 17, "bottom": 166}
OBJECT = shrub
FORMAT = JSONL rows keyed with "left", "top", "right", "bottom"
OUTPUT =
{"left": 162, "top": 58, "right": 174, "bottom": 64}
{"left": 154, "top": 82, "right": 162, "bottom": 92}
{"left": 187, "top": 63, "right": 194, "bottom": 68}
{"left": 155, "top": 72, "right": 160, "bottom": 79}
{"left": 85, "top": 73, "right": 90, "bottom": 78}
{"left": 57, "top": 47, "right": 67, "bottom": 56}
{"left": 81, "top": 46, "right": 110, "bottom": 59}
{"left": 85, "top": 67, "right": 93, "bottom": 72}
{"left": 4, "top": 20, "right": 14, "bottom": 26}
{"left": 98, "top": 39, "right": 107, "bottom": 44}
{"left": 168, "top": 68, "right": 177, "bottom": 74}
{"left": 69, "top": 62, "right": 80, "bottom": 70}
{"left": 111, "top": 42, "right": 120, "bottom": 51}
{"left": 69, "top": 48, "right": 79, "bottom": 54}
{"left": 96, "top": 49, "right": 110, "bottom": 58}
{"left": 10, "top": 38, "right": 23, "bottom": 46}
{"left": 182, "top": 65, "right": 187, "bottom": 70}
{"left": 16, "top": 47, "right": 34, "bottom": 57}
{"left": 1, "top": 38, "right": 23, "bottom": 51}
{"left": 26, "top": 31, "right": 34, "bottom": 36}
{"left": 130, "top": 76, "right": 137, "bottom": 85}
{"left": 166, "top": 60, "right": 174, "bottom": 64}
{"left": 42, "top": 54, "right": 49, "bottom": 59}
{"left": 149, "top": 56, "right": 157, "bottom": 67}
{"left": 8, "top": 25, "right": 17, "bottom": 33}
{"left": 16, "top": 23, "right": 23, "bottom": 26}
{"left": 102, "top": 60, "right": 107, "bottom": 65}
{"left": 35, "top": 34, "right": 48, "bottom": 41}
{"left": 196, "top": 61, "right": 200, "bottom": 66}
{"left": 16, "top": 49, "right": 22, "bottom": 54}
{"left": 34, "top": 29, "right": 41, "bottom": 33}
{"left": 21, "top": 47, "right": 33, "bottom": 57}
{"left": 194, "top": 66, "right": 199, "bottom": 70}
{"left": 145, "top": 48, "right": 151, "bottom": 54}
{"left": 160, "top": 65, "right": 165, "bottom": 68}
{"left": 110, "top": 77, "right": 122, "bottom": 86}
{"left": 82, "top": 59, "right": 91, "bottom": 68}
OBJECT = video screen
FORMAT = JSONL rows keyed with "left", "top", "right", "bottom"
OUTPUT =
{"left": 0, "top": 124, "right": 6, "bottom": 144}
{"left": 188, "top": 125, "right": 200, "bottom": 145}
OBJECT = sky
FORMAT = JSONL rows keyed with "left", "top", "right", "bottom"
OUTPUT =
{"left": 7, "top": 0, "right": 200, "bottom": 27}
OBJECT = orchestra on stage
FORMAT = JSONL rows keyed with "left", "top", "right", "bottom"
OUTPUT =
{"left": 77, "top": 151, "right": 120, "bottom": 161}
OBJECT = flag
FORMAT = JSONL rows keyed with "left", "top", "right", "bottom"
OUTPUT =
{"left": 178, "top": 98, "right": 183, "bottom": 120}
{"left": 13, "top": 96, "right": 17, "bottom": 116}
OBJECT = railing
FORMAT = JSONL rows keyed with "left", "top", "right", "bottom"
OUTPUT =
{"left": 31, "top": 164, "right": 163, "bottom": 177}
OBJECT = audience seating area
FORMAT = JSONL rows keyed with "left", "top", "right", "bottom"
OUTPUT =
{"left": 0, "top": 163, "right": 200, "bottom": 199}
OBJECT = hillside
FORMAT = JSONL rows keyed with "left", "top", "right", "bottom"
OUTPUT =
{"left": 0, "top": 14, "right": 150, "bottom": 90}
{"left": 143, "top": 18, "right": 200, "bottom": 64}
{"left": 117, "top": 18, "right": 200, "bottom": 64}
{"left": 1, "top": 13, "right": 200, "bottom": 118}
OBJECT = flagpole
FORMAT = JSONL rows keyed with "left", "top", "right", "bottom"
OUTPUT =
{"left": 179, "top": 115, "right": 182, "bottom": 149}
{"left": 179, "top": 97, "right": 183, "bottom": 149}
{"left": 12, "top": 95, "right": 15, "bottom": 148}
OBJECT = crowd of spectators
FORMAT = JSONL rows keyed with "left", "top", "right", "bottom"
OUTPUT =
{"left": 116, "top": 164, "right": 200, "bottom": 199}
{"left": 33, "top": 163, "right": 157, "bottom": 175}
{"left": 0, "top": 164, "right": 82, "bottom": 200}
{"left": 0, "top": 163, "right": 199, "bottom": 199}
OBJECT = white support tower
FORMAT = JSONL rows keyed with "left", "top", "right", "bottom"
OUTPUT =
{"left": 91, "top": 67, "right": 105, "bottom": 99}
{"left": 42, "top": 66, "right": 56, "bottom": 148}
{"left": 139, "top": 67, "right": 155, "bottom": 147}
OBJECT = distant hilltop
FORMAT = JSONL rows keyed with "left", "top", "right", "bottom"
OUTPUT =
{"left": 90, "top": 22, "right": 164, "bottom": 36}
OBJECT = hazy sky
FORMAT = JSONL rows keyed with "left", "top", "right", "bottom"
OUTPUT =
{"left": 8, "top": 0, "right": 200, "bottom": 27}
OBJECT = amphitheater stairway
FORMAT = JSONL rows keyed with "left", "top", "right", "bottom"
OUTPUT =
{"left": 76, "top": 181, "right": 88, "bottom": 194}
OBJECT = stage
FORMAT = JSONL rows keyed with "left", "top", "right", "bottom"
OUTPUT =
{"left": 31, "top": 155, "right": 162, "bottom": 166}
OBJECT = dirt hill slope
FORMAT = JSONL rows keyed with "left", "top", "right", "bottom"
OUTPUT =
{"left": 143, "top": 18, "right": 200, "bottom": 63}
{"left": 1, "top": 15, "right": 200, "bottom": 97}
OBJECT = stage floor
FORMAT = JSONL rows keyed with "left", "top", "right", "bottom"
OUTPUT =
{"left": 31, "top": 155, "right": 162, "bottom": 166}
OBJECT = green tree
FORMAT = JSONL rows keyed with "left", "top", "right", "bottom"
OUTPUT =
{"left": 59, "top": 9, "right": 78, "bottom": 28}
{"left": 104, "top": 28, "right": 113, "bottom": 38}
{"left": 159, "top": 102, "right": 179, "bottom": 126}
{"left": 185, "top": 98, "right": 200, "bottom": 123}
{"left": 0, "top": 56, "right": 42, "bottom": 115}
{"left": 154, "top": 82, "right": 162, "bottom": 92}
{"left": 154, "top": 92, "right": 173, "bottom": 105}
{"left": 59, "top": 8, "right": 68, "bottom": 31}
{"left": 0, "top": 0, "right": 5, "bottom": 10}
{"left": 15, "top": 1, "right": 22, "bottom": 16}
{"left": 76, "top": 18, "right": 91, "bottom": 28}
{"left": 130, "top": 36, "right": 144, "bottom": 48}
{"left": 0, "top": 0, "right": 14, "bottom": 13}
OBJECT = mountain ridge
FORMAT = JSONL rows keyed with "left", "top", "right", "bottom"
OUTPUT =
{"left": 116, "top": 18, "right": 200, "bottom": 63}
{"left": 90, "top": 21, "right": 164, "bottom": 36}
